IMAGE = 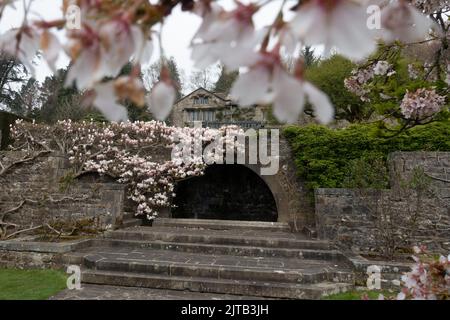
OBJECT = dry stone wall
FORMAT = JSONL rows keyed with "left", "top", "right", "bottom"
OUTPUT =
{"left": 0, "top": 152, "right": 126, "bottom": 234}
{"left": 315, "top": 152, "right": 450, "bottom": 253}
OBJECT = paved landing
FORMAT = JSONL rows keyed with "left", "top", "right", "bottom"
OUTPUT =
{"left": 76, "top": 246, "right": 343, "bottom": 272}
{"left": 50, "top": 284, "right": 267, "bottom": 300}
{"left": 130, "top": 226, "right": 308, "bottom": 240}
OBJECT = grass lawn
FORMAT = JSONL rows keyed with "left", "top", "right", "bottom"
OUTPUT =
{"left": 323, "top": 289, "right": 398, "bottom": 300}
{"left": 0, "top": 268, "right": 67, "bottom": 300}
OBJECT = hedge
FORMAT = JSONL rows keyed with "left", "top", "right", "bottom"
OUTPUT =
{"left": 283, "top": 122, "right": 450, "bottom": 192}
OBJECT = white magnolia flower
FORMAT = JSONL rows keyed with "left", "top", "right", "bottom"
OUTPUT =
{"left": 230, "top": 53, "right": 334, "bottom": 124}
{"left": 92, "top": 82, "right": 128, "bottom": 122}
{"left": 381, "top": 0, "right": 436, "bottom": 43}
{"left": 148, "top": 81, "right": 177, "bottom": 121}
{"left": 289, "top": 0, "right": 376, "bottom": 60}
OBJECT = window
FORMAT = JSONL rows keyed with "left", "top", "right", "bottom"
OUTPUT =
{"left": 193, "top": 96, "right": 209, "bottom": 105}
{"left": 186, "top": 110, "right": 216, "bottom": 122}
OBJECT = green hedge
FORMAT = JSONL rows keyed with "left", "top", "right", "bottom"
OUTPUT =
{"left": 283, "top": 122, "right": 450, "bottom": 192}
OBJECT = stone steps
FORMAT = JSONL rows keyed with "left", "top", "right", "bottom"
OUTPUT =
{"left": 67, "top": 220, "right": 354, "bottom": 299}
{"left": 152, "top": 218, "right": 291, "bottom": 232}
{"left": 78, "top": 247, "right": 353, "bottom": 285}
{"left": 81, "top": 269, "right": 353, "bottom": 299}
{"left": 107, "top": 226, "right": 331, "bottom": 250}
{"left": 90, "top": 238, "right": 346, "bottom": 261}
{"left": 120, "top": 218, "right": 142, "bottom": 228}
{"left": 119, "top": 212, "right": 142, "bottom": 228}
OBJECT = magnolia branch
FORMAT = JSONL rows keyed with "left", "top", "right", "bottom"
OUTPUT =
{"left": 0, "top": 150, "right": 50, "bottom": 177}
{"left": 425, "top": 173, "right": 450, "bottom": 184}
{"left": 0, "top": 194, "right": 91, "bottom": 239}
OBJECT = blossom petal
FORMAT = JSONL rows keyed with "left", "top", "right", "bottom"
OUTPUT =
{"left": 93, "top": 82, "right": 128, "bottom": 122}
{"left": 149, "top": 81, "right": 177, "bottom": 121}
{"left": 329, "top": 2, "right": 376, "bottom": 60}
{"left": 230, "top": 66, "right": 270, "bottom": 107}
{"left": 131, "top": 26, "right": 153, "bottom": 65}
{"left": 304, "top": 81, "right": 334, "bottom": 124}
{"left": 66, "top": 47, "right": 102, "bottom": 89}
{"left": 40, "top": 30, "right": 61, "bottom": 72}
{"left": 191, "top": 43, "right": 219, "bottom": 69}
{"left": 272, "top": 68, "right": 305, "bottom": 123}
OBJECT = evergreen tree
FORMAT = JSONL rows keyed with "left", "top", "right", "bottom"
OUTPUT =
{"left": 143, "top": 57, "right": 183, "bottom": 99}
{"left": 301, "top": 46, "right": 319, "bottom": 67}
{"left": 117, "top": 62, "right": 153, "bottom": 122}
{"left": 214, "top": 65, "right": 238, "bottom": 94}
{"left": 38, "top": 68, "right": 86, "bottom": 123}
{"left": 10, "top": 78, "right": 40, "bottom": 117}
{"left": 0, "top": 54, "right": 27, "bottom": 111}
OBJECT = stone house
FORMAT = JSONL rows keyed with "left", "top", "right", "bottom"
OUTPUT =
{"left": 170, "top": 87, "right": 269, "bottom": 128}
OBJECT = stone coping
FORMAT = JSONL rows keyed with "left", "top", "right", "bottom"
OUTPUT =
{"left": 342, "top": 251, "right": 412, "bottom": 273}
{"left": 0, "top": 237, "right": 93, "bottom": 253}
{"left": 314, "top": 188, "right": 391, "bottom": 195}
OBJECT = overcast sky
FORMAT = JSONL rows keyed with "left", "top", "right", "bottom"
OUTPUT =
{"left": 0, "top": 0, "right": 296, "bottom": 84}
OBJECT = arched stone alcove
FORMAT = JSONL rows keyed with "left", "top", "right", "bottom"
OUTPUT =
{"left": 172, "top": 164, "right": 278, "bottom": 222}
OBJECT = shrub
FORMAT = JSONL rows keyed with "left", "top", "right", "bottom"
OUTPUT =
{"left": 283, "top": 122, "right": 450, "bottom": 193}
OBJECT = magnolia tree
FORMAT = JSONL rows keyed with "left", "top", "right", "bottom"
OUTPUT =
{"left": 10, "top": 119, "right": 245, "bottom": 219}
{"left": 0, "top": 0, "right": 448, "bottom": 124}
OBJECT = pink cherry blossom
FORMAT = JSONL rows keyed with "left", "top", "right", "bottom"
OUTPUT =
{"left": 381, "top": 0, "right": 436, "bottom": 43}
{"left": 191, "top": 2, "right": 260, "bottom": 70}
{"left": 230, "top": 51, "right": 334, "bottom": 124}
{"left": 148, "top": 80, "right": 177, "bottom": 121}
{"left": 0, "top": 27, "right": 39, "bottom": 73}
{"left": 92, "top": 82, "right": 128, "bottom": 122}
{"left": 289, "top": 0, "right": 376, "bottom": 60}
{"left": 65, "top": 18, "right": 147, "bottom": 90}
{"left": 373, "top": 60, "right": 392, "bottom": 76}
{"left": 400, "top": 88, "right": 446, "bottom": 120}
{"left": 39, "top": 30, "right": 62, "bottom": 72}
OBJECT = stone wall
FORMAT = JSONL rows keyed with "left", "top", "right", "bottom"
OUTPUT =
{"left": 0, "top": 135, "right": 312, "bottom": 233}
{"left": 389, "top": 151, "right": 450, "bottom": 208}
{"left": 315, "top": 152, "right": 450, "bottom": 253}
{"left": 0, "top": 152, "right": 126, "bottom": 235}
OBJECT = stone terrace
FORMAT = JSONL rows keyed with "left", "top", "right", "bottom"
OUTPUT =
{"left": 62, "top": 219, "right": 354, "bottom": 299}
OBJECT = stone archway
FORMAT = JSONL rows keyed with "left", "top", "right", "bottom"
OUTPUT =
{"left": 172, "top": 164, "right": 278, "bottom": 222}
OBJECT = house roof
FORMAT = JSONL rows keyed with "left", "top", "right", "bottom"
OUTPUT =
{"left": 175, "top": 87, "right": 230, "bottom": 105}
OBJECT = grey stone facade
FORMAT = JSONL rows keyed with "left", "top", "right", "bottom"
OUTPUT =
{"left": 315, "top": 152, "right": 450, "bottom": 253}
{"left": 170, "top": 87, "right": 269, "bottom": 128}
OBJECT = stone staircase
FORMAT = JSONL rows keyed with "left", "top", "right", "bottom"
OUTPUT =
{"left": 65, "top": 218, "right": 355, "bottom": 299}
